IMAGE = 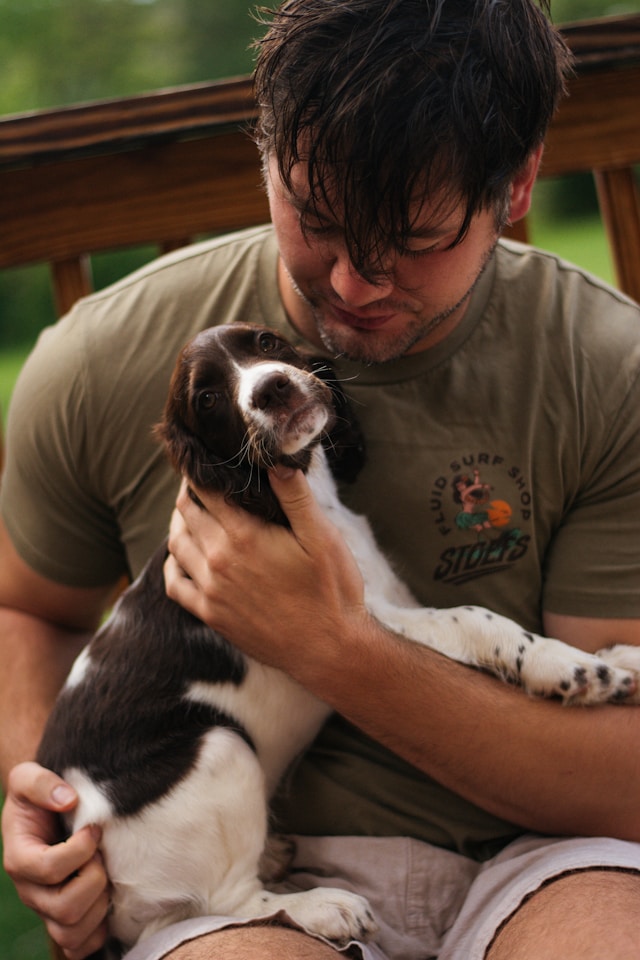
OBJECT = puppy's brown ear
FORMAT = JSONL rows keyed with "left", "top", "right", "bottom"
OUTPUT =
{"left": 154, "top": 354, "right": 192, "bottom": 472}
{"left": 153, "top": 353, "right": 215, "bottom": 488}
{"left": 308, "top": 359, "right": 366, "bottom": 484}
{"left": 154, "top": 409, "right": 289, "bottom": 525}
{"left": 153, "top": 412, "right": 206, "bottom": 484}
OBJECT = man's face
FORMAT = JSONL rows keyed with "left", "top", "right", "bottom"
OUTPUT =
{"left": 266, "top": 153, "right": 503, "bottom": 363}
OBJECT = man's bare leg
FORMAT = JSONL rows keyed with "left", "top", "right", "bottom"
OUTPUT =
{"left": 486, "top": 869, "right": 640, "bottom": 960}
{"left": 165, "top": 925, "right": 345, "bottom": 960}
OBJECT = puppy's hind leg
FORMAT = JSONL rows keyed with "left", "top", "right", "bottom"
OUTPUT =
{"left": 190, "top": 739, "right": 378, "bottom": 945}
{"left": 232, "top": 884, "right": 378, "bottom": 947}
{"left": 105, "top": 729, "right": 272, "bottom": 947}
{"left": 106, "top": 728, "right": 377, "bottom": 949}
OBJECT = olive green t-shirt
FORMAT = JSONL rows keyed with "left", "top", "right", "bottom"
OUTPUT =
{"left": 3, "top": 225, "right": 640, "bottom": 860}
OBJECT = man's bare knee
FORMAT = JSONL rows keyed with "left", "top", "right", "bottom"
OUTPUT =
{"left": 164, "top": 925, "right": 343, "bottom": 960}
{"left": 486, "top": 868, "right": 640, "bottom": 960}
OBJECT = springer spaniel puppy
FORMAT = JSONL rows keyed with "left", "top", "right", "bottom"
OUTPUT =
{"left": 38, "top": 323, "right": 640, "bottom": 953}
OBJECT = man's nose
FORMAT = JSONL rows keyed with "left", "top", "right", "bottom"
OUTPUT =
{"left": 329, "top": 254, "right": 394, "bottom": 307}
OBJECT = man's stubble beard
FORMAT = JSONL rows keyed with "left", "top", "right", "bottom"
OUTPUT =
{"left": 286, "top": 240, "right": 498, "bottom": 364}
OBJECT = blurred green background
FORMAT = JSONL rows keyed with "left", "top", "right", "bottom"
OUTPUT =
{"left": 1, "top": 0, "right": 639, "bottom": 957}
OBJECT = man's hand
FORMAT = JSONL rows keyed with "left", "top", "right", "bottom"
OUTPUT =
{"left": 164, "top": 468, "right": 368, "bottom": 676}
{"left": 2, "top": 762, "right": 109, "bottom": 960}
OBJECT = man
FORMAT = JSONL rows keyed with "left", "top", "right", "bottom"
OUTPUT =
{"left": 3, "top": 1, "right": 640, "bottom": 958}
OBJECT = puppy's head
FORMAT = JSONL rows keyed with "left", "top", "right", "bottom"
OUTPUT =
{"left": 155, "top": 324, "right": 339, "bottom": 522}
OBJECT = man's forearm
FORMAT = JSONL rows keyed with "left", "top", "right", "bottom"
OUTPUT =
{"left": 290, "top": 613, "right": 640, "bottom": 842}
{"left": 0, "top": 608, "right": 86, "bottom": 786}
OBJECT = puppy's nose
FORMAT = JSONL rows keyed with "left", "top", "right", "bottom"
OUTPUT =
{"left": 253, "top": 373, "right": 293, "bottom": 410}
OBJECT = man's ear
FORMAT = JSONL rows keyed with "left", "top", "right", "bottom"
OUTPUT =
{"left": 509, "top": 145, "right": 544, "bottom": 224}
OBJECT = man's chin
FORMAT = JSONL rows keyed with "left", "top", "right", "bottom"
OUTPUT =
{"left": 316, "top": 320, "right": 416, "bottom": 364}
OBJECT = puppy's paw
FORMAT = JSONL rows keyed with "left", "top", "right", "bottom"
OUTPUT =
{"left": 518, "top": 638, "right": 636, "bottom": 705}
{"left": 290, "top": 887, "right": 378, "bottom": 944}
{"left": 594, "top": 645, "right": 640, "bottom": 704}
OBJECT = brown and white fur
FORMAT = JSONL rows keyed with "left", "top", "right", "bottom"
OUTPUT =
{"left": 38, "top": 323, "right": 640, "bottom": 954}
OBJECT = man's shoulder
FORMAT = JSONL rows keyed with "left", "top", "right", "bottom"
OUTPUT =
{"left": 494, "top": 239, "right": 640, "bottom": 356}
{"left": 13, "top": 222, "right": 281, "bottom": 487}
{"left": 41, "top": 224, "right": 278, "bottom": 371}
{"left": 496, "top": 238, "right": 639, "bottom": 314}
{"left": 80, "top": 223, "right": 276, "bottom": 316}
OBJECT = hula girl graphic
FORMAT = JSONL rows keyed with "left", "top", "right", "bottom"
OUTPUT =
{"left": 452, "top": 469, "right": 512, "bottom": 535}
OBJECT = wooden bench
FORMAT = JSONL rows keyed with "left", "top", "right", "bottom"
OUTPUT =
{"left": 0, "top": 15, "right": 639, "bottom": 960}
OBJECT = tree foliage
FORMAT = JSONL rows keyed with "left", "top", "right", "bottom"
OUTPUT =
{"left": 0, "top": 0, "right": 273, "bottom": 115}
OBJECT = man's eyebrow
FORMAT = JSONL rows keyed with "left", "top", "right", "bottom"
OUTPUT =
{"left": 286, "top": 191, "right": 334, "bottom": 221}
{"left": 282, "top": 183, "right": 339, "bottom": 220}
{"left": 284, "top": 182, "right": 462, "bottom": 240}
{"left": 406, "top": 218, "right": 462, "bottom": 241}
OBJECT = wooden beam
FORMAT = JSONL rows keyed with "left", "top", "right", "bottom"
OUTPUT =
{"left": 594, "top": 167, "right": 640, "bottom": 304}
{"left": 51, "top": 256, "right": 93, "bottom": 317}
{"left": 0, "top": 76, "right": 256, "bottom": 168}
{"left": 542, "top": 64, "right": 640, "bottom": 178}
{"left": 0, "top": 133, "right": 269, "bottom": 268}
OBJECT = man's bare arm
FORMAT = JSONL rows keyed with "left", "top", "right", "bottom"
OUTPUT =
{"left": 0, "top": 518, "right": 115, "bottom": 779}
{"left": 0, "top": 518, "right": 117, "bottom": 958}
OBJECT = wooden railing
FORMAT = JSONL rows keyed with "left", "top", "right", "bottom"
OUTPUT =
{"left": 0, "top": 76, "right": 267, "bottom": 316}
{"left": 0, "top": 14, "right": 639, "bottom": 319}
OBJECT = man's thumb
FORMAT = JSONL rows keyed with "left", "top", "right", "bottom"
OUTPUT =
{"left": 268, "top": 466, "right": 319, "bottom": 531}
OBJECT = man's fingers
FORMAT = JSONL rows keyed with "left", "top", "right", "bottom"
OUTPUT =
{"left": 268, "top": 467, "right": 326, "bottom": 538}
{"left": 8, "top": 761, "right": 77, "bottom": 812}
{"left": 3, "top": 763, "right": 102, "bottom": 886}
{"left": 36, "top": 853, "right": 110, "bottom": 960}
{"left": 164, "top": 550, "right": 206, "bottom": 620}
{"left": 4, "top": 814, "right": 102, "bottom": 887}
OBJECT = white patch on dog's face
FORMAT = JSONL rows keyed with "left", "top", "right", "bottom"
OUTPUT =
{"left": 234, "top": 360, "right": 331, "bottom": 456}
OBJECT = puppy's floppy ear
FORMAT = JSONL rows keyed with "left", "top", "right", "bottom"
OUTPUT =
{"left": 154, "top": 356, "right": 197, "bottom": 476}
{"left": 153, "top": 400, "right": 236, "bottom": 497}
{"left": 153, "top": 377, "right": 287, "bottom": 522}
{"left": 153, "top": 356, "right": 220, "bottom": 490}
{"left": 155, "top": 411, "right": 288, "bottom": 524}
{"left": 154, "top": 413, "right": 208, "bottom": 486}
{"left": 308, "top": 358, "right": 366, "bottom": 484}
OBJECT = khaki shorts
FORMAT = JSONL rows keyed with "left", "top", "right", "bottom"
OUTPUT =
{"left": 122, "top": 833, "right": 640, "bottom": 960}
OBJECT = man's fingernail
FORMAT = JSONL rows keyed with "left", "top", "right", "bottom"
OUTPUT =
{"left": 90, "top": 824, "right": 103, "bottom": 844}
{"left": 51, "top": 784, "right": 75, "bottom": 807}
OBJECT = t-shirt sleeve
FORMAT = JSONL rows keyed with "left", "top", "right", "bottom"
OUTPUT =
{"left": 541, "top": 346, "right": 640, "bottom": 620}
{"left": 0, "top": 310, "right": 128, "bottom": 588}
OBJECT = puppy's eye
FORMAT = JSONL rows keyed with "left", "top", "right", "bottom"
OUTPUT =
{"left": 198, "top": 391, "right": 219, "bottom": 410}
{"left": 258, "top": 332, "right": 279, "bottom": 353}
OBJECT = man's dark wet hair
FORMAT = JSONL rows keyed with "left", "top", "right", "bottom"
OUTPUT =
{"left": 253, "top": 0, "right": 573, "bottom": 275}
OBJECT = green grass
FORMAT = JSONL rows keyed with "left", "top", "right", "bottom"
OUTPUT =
{"left": 0, "top": 213, "right": 618, "bottom": 958}
{"left": 0, "top": 801, "right": 50, "bottom": 960}
{"left": 529, "top": 213, "right": 614, "bottom": 285}
{"left": 0, "top": 346, "right": 30, "bottom": 429}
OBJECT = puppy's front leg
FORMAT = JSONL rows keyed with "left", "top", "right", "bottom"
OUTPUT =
{"left": 258, "top": 834, "right": 296, "bottom": 883}
{"left": 374, "top": 603, "right": 637, "bottom": 705}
